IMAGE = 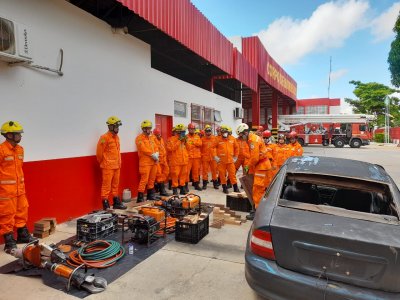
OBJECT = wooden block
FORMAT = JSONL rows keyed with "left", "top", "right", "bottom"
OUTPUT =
{"left": 34, "top": 220, "right": 50, "bottom": 229}
{"left": 229, "top": 192, "right": 246, "bottom": 198}
{"left": 213, "top": 204, "right": 226, "bottom": 209}
{"left": 225, "top": 218, "right": 241, "bottom": 225}
{"left": 213, "top": 207, "right": 221, "bottom": 213}
{"left": 34, "top": 225, "right": 51, "bottom": 232}
{"left": 33, "top": 231, "right": 49, "bottom": 238}
{"left": 40, "top": 217, "right": 57, "bottom": 227}
{"left": 49, "top": 227, "right": 56, "bottom": 234}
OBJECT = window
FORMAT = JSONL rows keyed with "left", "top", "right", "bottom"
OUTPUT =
{"left": 297, "top": 107, "right": 305, "bottom": 114}
{"left": 359, "top": 124, "right": 367, "bottom": 131}
{"left": 305, "top": 105, "right": 328, "bottom": 114}
{"left": 174, "top": 101, "right": 187, "bottom": 117}
{"left": 191, "top": 104, "right": 202, "bottom": 122}
{"left": 190, "top": 103, "right": 220, "bottom": 131}
{"left": 214, "top": 110, "right": 222, "bottom": 122}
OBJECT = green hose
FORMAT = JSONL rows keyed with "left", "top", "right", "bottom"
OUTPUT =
{"left": 78, "top": 240, "right": 125, "bottom": 268}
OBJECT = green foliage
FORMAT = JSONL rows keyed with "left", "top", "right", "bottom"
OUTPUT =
{"left": 374, "top": 133, "right": 385, "bottom": 143}
{"left": 388, "top": 12, "right": 400, "bottom": 87}
{"left": 345, "top": 81, "right": 400, "bottom": 127}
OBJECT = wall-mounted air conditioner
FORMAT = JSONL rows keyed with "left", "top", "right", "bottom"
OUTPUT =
{"left": 233, "top": 107, "right": 244, "bottom": 119}
{"left": 0, "top": 16, "right": 32, "bottom": 63}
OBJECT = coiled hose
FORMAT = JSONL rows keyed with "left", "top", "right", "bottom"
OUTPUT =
{"left": 67, "top": 240, "right": 125, "bottom": 269}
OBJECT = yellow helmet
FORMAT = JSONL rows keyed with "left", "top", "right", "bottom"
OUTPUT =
{"left": 220, "top": 125, "right": 229, "bottom": 132}
{"left": 195, "top": 129, "right": 200, "bottom": 134}
{"left": 106, "top": 116, "right": 122, "bottom": 126}
{"left": 175, "top": 124, "right": 186, "bottom": 131}
{"left": 204, "top": 124, "right": 212, "bottom": 130}
{"left": 141, "top": 120, "right": 152, "bottom": 129}
{"left": 227, "top": 126, "right": 232, "bottom": 133}
{"left": 1, "top": 121, "right": 24, "bottom": 134}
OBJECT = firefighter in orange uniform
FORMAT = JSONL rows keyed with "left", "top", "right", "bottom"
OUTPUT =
{"left": 186, "top": 123, "right": 202, "bottom": 191}
{"left": 235, "top": 132, "right": 251, "bottom": 174}
{"left": 201, "top": 125, "right": 218, "bottom": 190}
{"left": 255, "top": 125, "right": 264, "bottom": 137}
{"left": 97, "top": 116, "right": 127, "bottom": 210}
{"left": 153, "top": 128, "right": 169, "bottom": 196}
{"left": 275, "top": 133, "right": 290, "bottom": 171}
{"left": 167, "top": 124, "right": 189, "bottom": 195}
{"left": 135, "top": 120, "right": 160, "bottom": 202}
{"left": 287, "top": 131, "right": 304, "bottom": 157}
{"left": 262, "top": 130, "right": 277, "bottom": 188}
{"left": 214, "top": 125, "right": 240, "bottom": 194}
{"left": 0, "top": 121, "right": 35, "bottom": 253}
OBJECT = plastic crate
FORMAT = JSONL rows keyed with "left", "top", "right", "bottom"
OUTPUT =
{"left": 175, "top": 214, "right": 209, "bottom": 244}
{"left": 77, "top": 213, "right": 118, "bottom": 242}
{"left": 226, "top": 195, "right": 252, "bottom": 212}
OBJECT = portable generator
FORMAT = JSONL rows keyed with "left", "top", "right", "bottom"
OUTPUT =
{"left": 128, "top": 215, "right": 160, "bottom": 244}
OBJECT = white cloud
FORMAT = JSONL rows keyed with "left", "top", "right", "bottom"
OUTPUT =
{"left": 330, "top": 68, "right": 348, "bottom": 81}
{"left": 370, "top": 2, "right": 400, "bottom": 42}
{"left": 255, "top": 0, "right": 370, "bottom": 65}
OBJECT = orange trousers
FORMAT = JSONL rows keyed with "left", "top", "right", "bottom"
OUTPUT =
{"left": 101, "top": 168, "right": 120, "bottom": 199}
{"left": 187, "top": 158, "right": 201, "bottom": 182}
{"left": 156, "top": 162, "right": 170, "bottom": 183}
{"left": 138, "top": 164, "right": 157, "bottom": 193}
{"left": 202, "top": 159, "right": 217, "bottom": 181}
{"left": 252, "top": 169, "right": 275, "bottom": 208}
{"left": 235, "top": 157, "right": 246, "bottom": 172}
{"left": 171, "top": 164, "right": 188, "bottom": 188}
{"left": 217, "top": 163, "right": 237, "bottom": 185}
{"left": 0, "top": 194, "right": 28, "bottom": 235}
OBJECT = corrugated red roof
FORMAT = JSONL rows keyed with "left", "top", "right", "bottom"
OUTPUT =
{"left": 233, "top": 48, "right": 258, "bottom": 92}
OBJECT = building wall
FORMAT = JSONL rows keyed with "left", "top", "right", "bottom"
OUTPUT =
{"left": 0, "top": 0, "right": 242, "bottom": 226}
{"left": 296, "top": 98, "right": 340, "bottom": 114}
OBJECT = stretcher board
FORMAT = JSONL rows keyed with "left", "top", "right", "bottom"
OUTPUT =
{"left": 239, "top": 174, "right": 254, "bottom": 206}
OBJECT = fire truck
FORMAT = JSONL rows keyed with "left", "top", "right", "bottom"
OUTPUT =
{"left": 276, "top": 114, "right": 376, "bottom": 148}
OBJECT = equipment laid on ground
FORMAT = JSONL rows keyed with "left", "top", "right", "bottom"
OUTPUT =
{"left": 77, "top": 211, "right": 118, "bottom": 242}
{"left": 226, "top": 192, "right": 252, "bottom": 212}
{"left": 175, "top": 213, "right": 209, "bottom": 244}
{"left": 10, "top": 240, "right": 107, "bottom": 293}
{"left": 154, "top": 194, "right": 201, "bottom": 218}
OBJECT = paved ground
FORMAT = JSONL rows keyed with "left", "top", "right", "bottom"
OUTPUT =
{"left": 0, "top": 143, "right": 398, "bottom": 300}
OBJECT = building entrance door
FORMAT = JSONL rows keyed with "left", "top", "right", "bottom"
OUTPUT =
{"left": 155, "top": 114, "right": 172, "bottom": 141}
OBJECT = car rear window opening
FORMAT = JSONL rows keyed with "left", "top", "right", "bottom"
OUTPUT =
{"left": 279, "top": 173, "right": 399, "bottom": 221}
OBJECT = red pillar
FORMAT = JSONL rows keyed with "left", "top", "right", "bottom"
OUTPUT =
{"left": 251, "top": 90, "right": 260, "bottom": 129}
{"left": 271, "top": 91, "right": 278, "bottom": 129}
{"left": 282, "top": 103, "right": 287, "bottom": 115}
{"left": 289, "top": 105, "right": 293, "bottom": 115}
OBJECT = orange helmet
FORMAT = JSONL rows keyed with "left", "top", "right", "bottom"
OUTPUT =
{"left": 288, "top": 131, "right": 298, "bottom": 138}
{"left": 262, "top": 130, "right": 271, "bottom": 138}
{"left": 200, "top": 130, "right": 205, "bottom": 135}
{"left": 311, "top": 126, "right": 317, "bottom": 131}
{"left": 153, "top": 128, "right": 161, "bottom": 135}
{"left": 258, "top": 125, "right": 264, "bottom": 131}
{"left": 188, "top": 123, "right": 196, "bottom": 129}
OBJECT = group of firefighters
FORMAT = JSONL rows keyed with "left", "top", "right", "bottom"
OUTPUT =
{"left": 0, "top": 116, "right": 303, "bottom": 252}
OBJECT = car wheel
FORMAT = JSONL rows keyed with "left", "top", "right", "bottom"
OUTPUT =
{"left": 298, "top": 138, "right": 305, "bottom": 146}
{"left": 334, "top": 138, "right": 345, "bottom": 148}
{"left": 350, "top": 139, "right": 361, "bottom": 148}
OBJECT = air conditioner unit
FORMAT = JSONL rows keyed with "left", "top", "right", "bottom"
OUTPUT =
{"left": 233, "top": 107, "right": 244, "bottom": 119}
{"left": 0, "top": 16, "right": 32, "bottom": 63}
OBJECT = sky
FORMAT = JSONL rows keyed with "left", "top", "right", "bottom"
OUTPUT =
{"left": 191, "top": 0, "right": 400, "bottom": 113}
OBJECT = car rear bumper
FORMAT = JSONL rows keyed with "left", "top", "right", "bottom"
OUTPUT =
{"left": 245, "top": 249, "right": 398, "bottom": 300}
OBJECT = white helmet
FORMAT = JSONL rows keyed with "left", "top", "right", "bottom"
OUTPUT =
{"left": 236, "top": 123, "right": 249, "bottom": 135}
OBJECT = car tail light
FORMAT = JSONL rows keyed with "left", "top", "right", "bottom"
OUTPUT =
{"left": 250, "top": 229, "right": 276, "bottom": 260}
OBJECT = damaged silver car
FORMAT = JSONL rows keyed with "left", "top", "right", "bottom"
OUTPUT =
{"left": 245, "top": 156, "right": 400, "bottom": 300}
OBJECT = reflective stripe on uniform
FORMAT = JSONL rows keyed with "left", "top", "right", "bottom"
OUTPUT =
{"left": 20, "top": 178, "right": 24, "bottom": 183}
{"left": 0, "top": 197, "right": 10, "bottom": 200}
{"left": 255, "top": 173, "right": 266, "bottom": 177}
{"left": 18, "top": 155, "right": 23, "bottom": 159}
{"left": 0, "top": 180, "right": 17, "bottom": 184}
{"left": 4, "top": 156, "right": 14, "bottom": 161}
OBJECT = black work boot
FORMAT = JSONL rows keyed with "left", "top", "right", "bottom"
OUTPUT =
{"left": 233, "top": 183, "right": 240, "bottom": 193}
{"left": 102, "top": 199, "right": 110, "bottom": 210}
{"left": 213, "top": 180, "right": 219, "bottom": 189}
{"left": 227, "top": 179, "right": 232, "bottom": 188}
{"left": 202, "top": 180, "right": 208, "bottom": 190}
{"left": 217, "top": 177, "right": 221, "bottom": 186}
{"left": 154, "top": 183, "right": 160, "bottom": 193}
{"left": 17, "top": 226, "right": 36, "bottom": 244}
{"left": 184, "top": 183, "right": 189, "bottom": 193}
{"left": 246, "top": 209, "right": 256, "bottom": 221}
{"left": 194, "top": 182, "right": 202, "bottom": 191}
{"left": 113, "top": 196, "right": 127, "bottom": 209}
{"left": 222, "top": 184, "right": 229, "bottom": 194}
{"left": 180, "top": 186, "right": 186, "bottom": 195}
{"left": 147, "top": 188, "right": 157, "bottom": 200}
{"left": 168, "top": 180, "right": 172, "bottom": 190}
{"left": 137, "top": 192, "right": 145, "bottom": 203}
{"left": 172, "top": 187, "right": 179, "bottom": 196}
{"left": 159, "top": 183, "right": 169, "bottom": 196}
{"left": 3, "top": 233, "right": 17, "bottom": 254}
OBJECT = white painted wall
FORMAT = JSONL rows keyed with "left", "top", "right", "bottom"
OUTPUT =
{"left": 0, "top": 0, "right": 242, "bottom": 161}
{"left": 330, "top": 106, "right": 341, "bottom": 114}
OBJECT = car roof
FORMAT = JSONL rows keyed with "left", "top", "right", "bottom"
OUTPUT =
{"left": 285, "top": 156, "right": 391, "bottom": 183}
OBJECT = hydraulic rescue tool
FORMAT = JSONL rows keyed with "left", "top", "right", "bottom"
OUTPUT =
{"left": 155, "top": 194, "right": 201, "bottom": 218}
{"left": 10, "top": 240, "right": 107, "bottom": 294}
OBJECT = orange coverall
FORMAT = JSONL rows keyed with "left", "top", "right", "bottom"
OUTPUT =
{"left": 275, "top": 143, "right": 290, "bottom": 169}
{"left": 135, "top": 133, "right": 159, "bottom": 193}
{"left": 201, "top": 135, "right": 217, "bottom": 181}
{"left": 154, "top": 137, "right": 169, "bottom": 183}
{"left": 214, "top": 135, "right": 239, "bottom": 185}
{"left": 96, "top": 131, "right": 121, "bottom": 200}
{"left": 235, "top": 137, "right": 250, "bottom": 171}
{"left": 167, "top": 135, "right": 188, "bottom": 188}
{"left": 265, "top": 143, "right": 278, "bottom": 186}
{"left": 186, "top": 133, "right": 202, "bottom": 183}
{"left": 251, "top": 141, "right": 273, "bottom": 208}
{"left": 0, "top": 141, "right": 28, "bottom": 236}
{"left": 246, "top": 132, "right": 263, "bottom": 175}
{"left": 287, "top": 141, "right": 304, "bottom": 157}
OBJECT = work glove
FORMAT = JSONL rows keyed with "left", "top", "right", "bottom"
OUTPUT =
{"left": 233, "top": 156, "right": 238, "bottom": 163}
{"left": 151, "top": 152, "right": 159, "bottom": 161}
{"left": 244, "top": 165, "right": 249, "bottom": 174}
{"left": 214, "top": 156, "right": 220, "bottom": 163}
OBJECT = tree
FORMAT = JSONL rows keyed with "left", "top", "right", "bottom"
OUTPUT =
{"left": 388, "top": 12, "right": 400, "bottom": 87}
{"left": 345, "top": 80, "right": 400, "bottom": 127}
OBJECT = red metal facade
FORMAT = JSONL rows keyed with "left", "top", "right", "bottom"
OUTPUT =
{"left": 242, "top": 36, "right": 297, "bottom": 100}
{"left": 233, "top": 48, "right": 258, "bottom": 92}
{"left": 297, "top": 98, "right": 340, "bottom": 107}
{"left": 117, "top": 0, "right": 233, "bottom": 75}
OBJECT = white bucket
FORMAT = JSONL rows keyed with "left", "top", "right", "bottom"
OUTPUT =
{"left": 122, "top": 188, "right": 131, "bottom": 201}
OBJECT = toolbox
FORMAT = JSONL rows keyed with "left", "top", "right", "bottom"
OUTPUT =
{"left": 226, "top": 195, "right": 252, "bottom": 212}
{"left": 77, "top": 212, "right": 118, "bottom": 242}
{"left": 175, "top": 213, "right": 209, "bottom": 244}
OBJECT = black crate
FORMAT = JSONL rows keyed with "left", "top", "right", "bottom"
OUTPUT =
{"left": 175, "top": 214, "right": 209, "bottom": 244}
{"left": 226, "top": 195, "right": 252, "bottom": 212}
{"left": 77, "top": 213, "right": 118, "bottom": 242}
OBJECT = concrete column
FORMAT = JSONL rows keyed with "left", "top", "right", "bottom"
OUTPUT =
{"left": 271, "top": 91, "right": 278, "bottom": 129}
